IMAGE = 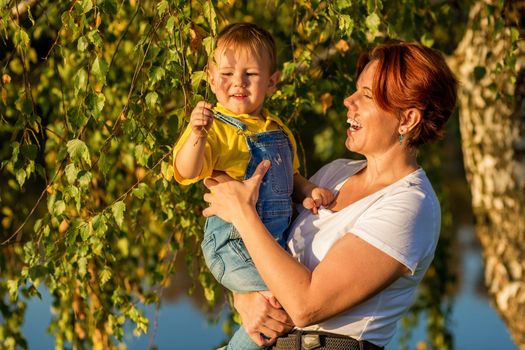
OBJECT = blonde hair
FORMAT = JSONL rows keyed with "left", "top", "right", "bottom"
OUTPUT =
{"left": 213, "top": 23, "right": 277, "bottom": 73}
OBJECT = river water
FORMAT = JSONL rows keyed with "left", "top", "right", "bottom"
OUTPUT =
{"left": 20, "top": 224, "right": 517, "bottom": 350}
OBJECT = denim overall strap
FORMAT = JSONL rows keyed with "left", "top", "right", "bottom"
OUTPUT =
{"left": 243, "top": 129, "right": 294, "bottom": 247}
{"left": 213, "top": 111, "right": 248, "bottom": 131}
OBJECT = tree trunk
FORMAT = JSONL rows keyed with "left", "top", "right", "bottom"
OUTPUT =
{"left": 451, "top": 1, "right": 525, "bottom": 348}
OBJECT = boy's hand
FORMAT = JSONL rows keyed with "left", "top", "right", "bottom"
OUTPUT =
{"left": 190, "top": 101, "right": 214, "bottom": 137}
{"left": 302, "top": 187, "right": 334, "bottom": 214}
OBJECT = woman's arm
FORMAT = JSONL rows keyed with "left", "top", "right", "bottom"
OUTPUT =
{"left": 203, "top": 161, "right": 407, "bottom": 327}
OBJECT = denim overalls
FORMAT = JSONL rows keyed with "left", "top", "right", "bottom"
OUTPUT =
{"left": 201, "top": 112, "right": 294, "bottom": 293}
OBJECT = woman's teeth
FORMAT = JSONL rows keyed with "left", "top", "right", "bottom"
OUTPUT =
{"left": 347, "top": 118, "right": 362, "bottom": 130}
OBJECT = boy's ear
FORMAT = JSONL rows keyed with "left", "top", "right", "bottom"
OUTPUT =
{"left": 267, "top": 70, "right": 281, "bottom": 94}
{"left": 207, "top": 65, "right": 217, "bottom": 94}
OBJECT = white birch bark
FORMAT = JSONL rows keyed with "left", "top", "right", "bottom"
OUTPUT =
{"left": 450, "top": 1, "right": 525, "bottom": 348}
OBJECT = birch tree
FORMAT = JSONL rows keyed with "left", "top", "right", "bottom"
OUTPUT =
{"left": 450, "top": 0, "right": 525, "bottom": 348}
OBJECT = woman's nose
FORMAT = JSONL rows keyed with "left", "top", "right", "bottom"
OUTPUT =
{"left": 344, "top": 94, "right": 357, "bottom": 109}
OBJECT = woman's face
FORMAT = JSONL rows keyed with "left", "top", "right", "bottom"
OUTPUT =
{"left": 343, "top": 61, "right": 400, "bottom": 156}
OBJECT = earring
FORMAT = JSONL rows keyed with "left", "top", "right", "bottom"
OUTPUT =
{"left": 399, "top": 129, "right": 405, "bottom": 145}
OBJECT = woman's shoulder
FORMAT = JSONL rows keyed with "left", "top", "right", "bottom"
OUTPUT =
{"left": 310, "top": 159, "right": 366, "bottom": 187}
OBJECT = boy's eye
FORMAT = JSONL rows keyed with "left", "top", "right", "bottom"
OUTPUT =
{"left": 246, "top": 72, "right": 259, "bottom": 76}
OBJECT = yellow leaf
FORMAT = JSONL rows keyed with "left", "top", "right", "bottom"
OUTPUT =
{"left": 335, "top": 39, "right": 350, "bottom": 54}
{"left": 320, "top": 92, "right": 333, "bottom": 114}
{"left": 95, "top": 13, "right": 101, "bottom": 28}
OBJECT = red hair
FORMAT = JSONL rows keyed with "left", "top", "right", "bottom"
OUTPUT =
{"left": 356, "top": 41, "right": 458, "bottom": 147}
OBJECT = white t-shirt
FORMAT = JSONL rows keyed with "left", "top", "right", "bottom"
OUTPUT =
{"left": 287, "top": 159, "right": 441, "bottom": 347}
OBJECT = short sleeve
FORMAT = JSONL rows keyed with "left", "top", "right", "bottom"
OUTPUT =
{"left": 349, "top": 185, "right": 440, "bottom": 274}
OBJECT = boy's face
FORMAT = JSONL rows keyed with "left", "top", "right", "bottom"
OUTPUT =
{"left": 208, "top": 44, "right": 280, "bottom": 117}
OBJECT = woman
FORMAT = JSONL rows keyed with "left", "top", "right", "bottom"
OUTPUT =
{"left": 203, "top": 41, "right": 458, "bottom": 350}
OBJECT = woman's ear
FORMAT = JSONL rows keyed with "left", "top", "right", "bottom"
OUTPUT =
{"left": 400, "top": 108, "right": 422, "bottom": 132}
{"left": 266, "top": 71, "right": 281, "bottom": 94}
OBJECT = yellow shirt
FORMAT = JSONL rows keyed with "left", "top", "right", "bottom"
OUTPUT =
{"left": 173, "top": 104, "right": 300, "bottom": 185}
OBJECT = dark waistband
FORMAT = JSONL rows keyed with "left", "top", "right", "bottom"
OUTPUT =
{"left": 269, "top": 329, "right": 384, "bottom": 350}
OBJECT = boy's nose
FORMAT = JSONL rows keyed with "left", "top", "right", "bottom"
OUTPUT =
{"left": 233, "top": 74, "right": 247, "bottom": 87}
{"left": 234, "top": 79, "right": 246, "bottom": 87}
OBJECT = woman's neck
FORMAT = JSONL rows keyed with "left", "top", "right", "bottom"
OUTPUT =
{"left": 361, "top": 150, "right": 419, "bottom": 186}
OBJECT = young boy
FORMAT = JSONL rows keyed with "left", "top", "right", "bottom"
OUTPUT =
{"left": 173, "top": 23, "right": 333, "bottom": 349}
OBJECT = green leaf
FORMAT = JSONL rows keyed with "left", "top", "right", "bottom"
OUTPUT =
{"left": 134, "top": 144, "right": 148, "bottom": 166}
{"left": 7, "top": 279, "right": 19, "bottom": 300}
{"left": 117, "top": 237, "right": 129, "bottom": 256}
{"left": 92, "top": 214, "right": 108, "bottom": 236}
{"left": 73, "top": 69, "right": 88, "bottom": 96}
{"left": 420, "top": 33, "right": 434, "bottom": 48}
{"left": 80, "top": 222, "right": 92, "bottom": 241}
{"left": 338, "top": 14, "right": 353, "bottom": 35}
{"left": 157, "top": 0, "right": 168, "bottom": 15}
{"left": 80, "top": 0, "right": 93, "bottom": 13}
{"left": 150, "top": 66, "right": 165, "bottom": 84}
{"left": 92, "top": 57, "right": 108, "bottom": 86}
{"left": 10, "top": 142, "right": 20, "bottom": 163}
{"left": 78, "top": 256, "right": 88, "bottom": 277}
{"left": 20, "top": 144, "right": 38, "bottom": 160}
{"left": 77, "top": 171, "right": 92, "bottom": 189}
{"left": 53, "top": 200, "right": 66, "bottom": 216}
{"left": 161, "top": 161, "right": 173, "bottom": 180}
{"left": 202, "top": 1, "right": 217, "bottom": 34}
{"left": 14, "top": 28, "right": 30, "bottom": 50}
{"left": 15, "top": 168, "right": 27, "bottom": 188}
{"left": 335, "top": 0, "right": 352, "bottom": 10}
{"left": 67, "top": 139, "right": 92, "bottom": 166}
{"left": 112, "top": 201, "right": 126, "bottom": 228}
{"left": 29, "top": 265, "right": 49, "bottom": 282}
{"left": 191, "top": 71, "right": 207, "bottom": 92}
{"left": 510, "top": 27, "right": 519, "bottom": 43}
{"left": 365, "top": 12, "right": 381, "bottom": 37}
{"left": 69, "top": 107, "right": 89, "bottom": 131}
{"left": 203, "top": 36, "right": 215, "bottom": 57}
{"left": 145, "top": 91, "right": 159, "bottom": 110}
{"left": 87, "top": 30, "right": 103, "bottom": 49}
{"left": 78, "top": 36, "right": 89, "bottom": 51}
{"left": 100, "top": 267, "right": 112, "bottom": 286}
{"left": 86, "top": 92, "right": 105, "bottom": 117}
{"left": 98, "top": 153, "right": 111, "bottom": 177}
{"left": 132, "top": 183, "right": 149, "bottom": 199}
{"left": 65, "top": 163, "right": 79, "bottom": 184}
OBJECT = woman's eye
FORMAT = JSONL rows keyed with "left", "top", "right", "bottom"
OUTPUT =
{"left": 221, "top": 72, "right": 233, "bottom": 76}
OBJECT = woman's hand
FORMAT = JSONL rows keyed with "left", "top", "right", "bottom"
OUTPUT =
{"left": 234, "top": 291, "right": 294, "bottom": 346}
{"left": 202, "top": 160, "right": 270, "bottom": 224}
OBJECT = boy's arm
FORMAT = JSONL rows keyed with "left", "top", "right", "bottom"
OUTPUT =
{"left": 175, "top": 133, "right": 207, "bottom": 179}
{"left": 292, "top": 173, "right": 316, "bottom": 203}
{"left": 293, "top": 173, "right": 334, "bottom": 214}
{"left": 174, "top": 101, "right": 214, "bottom": 180}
